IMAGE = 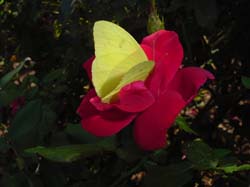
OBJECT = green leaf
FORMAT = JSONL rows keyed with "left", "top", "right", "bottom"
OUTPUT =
{"left": 0, "top": 0, "right": 4, "bottom": 5}
{"left": 213, "top": 148, "right": 231, "bottom": 159}
{"left": 25, "top": 145, "right": 102, "bottom": 162}
{"left": 186, "top": 140, "right": 219, "bottom": 170}
{"left": 0, "top": 61, "right": 25, "bottom": 89}
{"left": 187, "top": 141, "right": 233, "bottom": 171}
{"left": 218, "top": 164, "right": 250, "bottom": 174}
{"left": 241, "top": 76, "right": 250, "bottom": 89}
{"left": 8, "top": 100, "right": 42, "bottom": 146}
{"left": 96, "top": 136, "right": 117, "bottom": 151}
{"left": 218, "top": 156, "right": 238, "bottom": 167}
{"left": 25, "top": 138, "right": 116, "bottom": 163}
{"left": 143, "top": 161, "right": 193, "bottom": 187}
{"left": 175, "top": 116, "right": 198, "bottom": 135}
{"left": 8, "top": 100, "right": 56, "bottom": 149}
{"left": 65, "top": 123, "right": 101, "bottom": 143}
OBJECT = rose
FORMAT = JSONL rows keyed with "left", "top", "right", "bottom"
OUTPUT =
{"left": 77, "top": 30, "right": 214, "bottom": 150}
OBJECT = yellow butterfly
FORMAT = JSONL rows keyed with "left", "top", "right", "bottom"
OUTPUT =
{"left": 92, "top": 21, "right": 154, "bottom": 103}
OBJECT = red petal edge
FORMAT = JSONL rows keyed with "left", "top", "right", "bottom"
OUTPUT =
{"left": 167, "top": 67, "right": 215, "bottom": 102}
{"left": 114, "top": 81, "right": 155, "bottom": 113}
{"left": 134, "top": 91, "right": 186, "bottom": 150}
{"left": 82, "top": 56, "right": 95, "bottom": 81}
{"left": 77, "top": 89, "right": 136, "bottom": 137}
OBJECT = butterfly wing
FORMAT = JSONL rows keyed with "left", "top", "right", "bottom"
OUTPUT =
{"left": 92, "top": 21, "right": 148, "bottom": 102}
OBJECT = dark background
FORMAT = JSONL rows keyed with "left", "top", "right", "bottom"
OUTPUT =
{"left": 0, "top": 0, "right": 249, "bottom": 186}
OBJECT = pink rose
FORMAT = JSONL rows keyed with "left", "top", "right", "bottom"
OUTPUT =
{"left": 77, "top": 30, "right": 214, "bottom": 150}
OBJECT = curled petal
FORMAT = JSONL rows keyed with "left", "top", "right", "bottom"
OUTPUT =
{"left": 90, "top": 96, "right": 113, "bottom": 111}
{"left": 89, "top": 81, "right": 154, "bottom": 113}
{"left": 77, "top": 89, "right": 136, "bottom": 137}
{"left": 134, "top": 91, "right": 186, "bottom": 150}
{"left": 114, "top": 81, "right": 155, "bottom": 113}
{"left": 83, "top": 56, "right": 95, "bottom": 80}
{"left": 168, "top": 67, "right": 215, "bottom": 102}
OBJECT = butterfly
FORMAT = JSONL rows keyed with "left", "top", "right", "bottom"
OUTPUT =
{"left": 92, "top": 21, "right": 154, "bottom": 103}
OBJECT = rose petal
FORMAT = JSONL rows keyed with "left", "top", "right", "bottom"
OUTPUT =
{"left": 134, "top": 91, "right": 186, "bottom": 150}
{"left": 77, "top": 90, "right": 136, "bottom": 137}
{"left": 82, "top": 109, "right": 136, "bottom": 137}
{"left": 77, "top": 89, "right": 97, "bottom": 119}
{"left": 114, "top": 81, "right": 155, "bottom": 113}
{"left": 90, "top": 96, "right": 114, "bottom": 111}
{"left": 145, "top": 54, "right": 167, "bottom": 96}
{"left": 140, "top": 44, "right": 153, "bottom": 60}
{"left": 167, "top": 67, "right": 214, "bottom": 102}
{"left": 89, "top": 81, "right": 154, "bottom": 113}
{"left": 141, "top": 30, "right": 184, "bottom": 96}
{"left": 141, "top": 30, "right": 183, "bottom": 67}
{"left": 83, "top": 56, "right": 95, "bottom": 80}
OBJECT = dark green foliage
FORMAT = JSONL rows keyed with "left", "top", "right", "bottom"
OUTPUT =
{"left": 8, "top": 99, "right": 56, "bottom": 149}
{"left": 142, "top": 162, "right": 193, "bottom": 187}
{"left": 186, "top": 140, "right": 220, "bottom": 170}
{"left": 0, "top": 0, "right": 250, "bottom": 186}
{"left": 241, "top": 76, "right": 250, "bottom": 89}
